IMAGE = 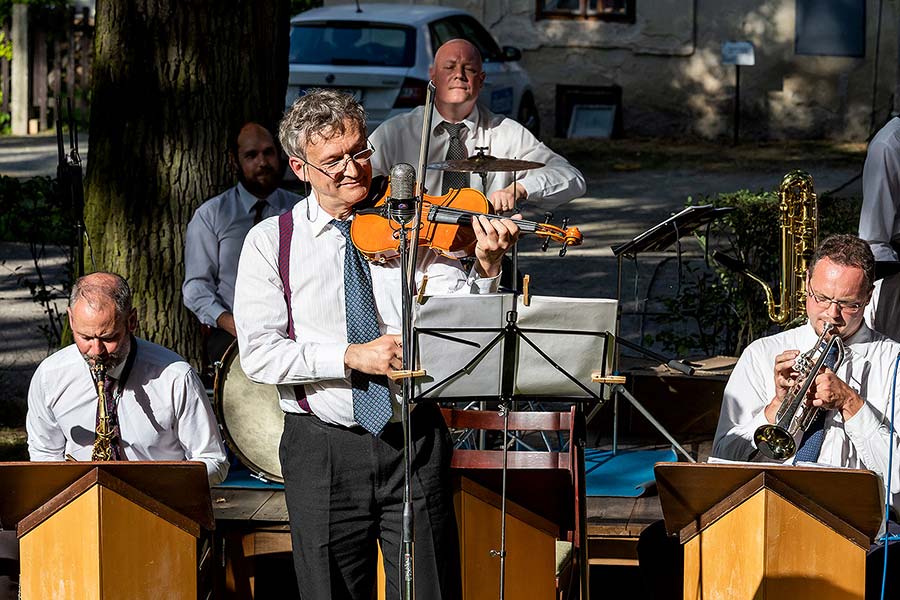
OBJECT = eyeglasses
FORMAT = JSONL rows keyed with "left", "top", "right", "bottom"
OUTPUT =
{"left": 305, "top": 141, "right": 375, "bottom": 178}
{"left": 806, "top": 285, "right": 865, "bottom": 314}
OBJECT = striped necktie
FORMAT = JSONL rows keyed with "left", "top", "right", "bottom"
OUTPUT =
{"left": 331, "top": 219, "right": 393, "bottom": 435}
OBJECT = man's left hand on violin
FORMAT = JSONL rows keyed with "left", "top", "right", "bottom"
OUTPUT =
{"left": 472, "top": 214, "right": 521, "bottom": 278}
{"left": 489, "top": 183, "right": 527, "bottom": 214}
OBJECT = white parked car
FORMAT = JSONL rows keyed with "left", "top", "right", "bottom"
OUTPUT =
{"left": 286, "top": 3, "right": 540, "bottom": 137}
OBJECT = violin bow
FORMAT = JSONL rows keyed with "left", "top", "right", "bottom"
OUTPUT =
{"left": 407, "top": 80, "right": 436, "bottom": 284}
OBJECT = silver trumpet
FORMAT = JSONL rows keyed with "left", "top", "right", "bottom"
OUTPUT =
{"left": 754, "top": 322, "right": 845, "bottom": 460}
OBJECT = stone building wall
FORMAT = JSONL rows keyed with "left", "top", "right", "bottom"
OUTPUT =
{"left": 324, "top": 0, "right": 899, "bottom": 141}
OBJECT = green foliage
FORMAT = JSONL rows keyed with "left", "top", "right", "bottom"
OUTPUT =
{"left": 646, "top": 188, "right": 863, "bottom": 357}
{"left": 0, "top": 175, "right": 68, "bottom": 243}
{"left": 0, "top": 175, "right": 71, "bottom": 347}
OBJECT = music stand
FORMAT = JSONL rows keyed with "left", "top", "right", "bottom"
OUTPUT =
{"left": 413, "top": 294, "right": 619, "bottom": 600}
{"left": 604, "top": 204, "right": 733, "bottom": 453}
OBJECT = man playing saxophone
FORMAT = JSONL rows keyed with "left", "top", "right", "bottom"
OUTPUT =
{"left": 25, "top": 271, "right": 228, "bottom": 481}
{"left": 713, "top": 234, "right": 900, "bottom": 597}
{"left": 0, "top": 272, "right": 229, "bottom": 600}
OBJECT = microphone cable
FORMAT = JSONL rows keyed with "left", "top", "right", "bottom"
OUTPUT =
{"left": 880, "top": 349, "right": 900, "bottom": 600}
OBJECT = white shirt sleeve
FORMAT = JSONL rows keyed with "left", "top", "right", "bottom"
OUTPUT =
{"left": 183, "top": 208, "right": 229, "bottom": 327}
{"left": 172, "top": 368, "right": 230, "bottom": 485}
{"left": 506, "top": 126, "right": 587, "bottom": 210}
{"left": 26, "top": 364, "right": 67, "bottom": 461}
{"left": 712, "top": 340, "right": 777, "bottom": 461}
{"left": 860, "top": 133, "right": 900, "bottom": 262}
{"left": 233, "top": 222, "right": 349, "bottom": 387}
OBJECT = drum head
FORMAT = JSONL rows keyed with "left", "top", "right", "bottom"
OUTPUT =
{"left": 214, "top": 342, "right": 285, "bottom": 482}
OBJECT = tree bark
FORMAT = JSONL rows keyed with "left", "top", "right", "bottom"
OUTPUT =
{"left": 85, "top": 0, "right": 290, "bottom": 363}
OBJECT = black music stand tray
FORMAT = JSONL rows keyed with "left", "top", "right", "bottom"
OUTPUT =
{"left": 603, "top": 204, "right": 733, "bottom": 454}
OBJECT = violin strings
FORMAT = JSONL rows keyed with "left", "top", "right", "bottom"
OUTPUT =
{"left": 428, "top": 206, "right": 539, "bottom": 233}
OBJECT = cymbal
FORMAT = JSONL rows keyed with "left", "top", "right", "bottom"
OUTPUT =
{"left": 427, "top": 154, "right": 545, "bottom": 173}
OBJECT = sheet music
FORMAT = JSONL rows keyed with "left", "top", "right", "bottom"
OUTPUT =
{"left": 413, "top": 294, "right": 617, "bottom": 398}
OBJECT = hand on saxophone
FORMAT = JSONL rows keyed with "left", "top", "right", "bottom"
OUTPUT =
{"left": 766, "top": 349, "right": 801, "bottom": 423}
{"left": 809, "top": 368, "right": 864, "bottom": 420}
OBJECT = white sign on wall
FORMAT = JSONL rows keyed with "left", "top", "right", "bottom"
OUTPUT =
{"left": 721, "top": 41, "right": 755, "bottom": 66}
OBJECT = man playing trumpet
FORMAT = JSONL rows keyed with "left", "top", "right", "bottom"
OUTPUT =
{"left": 713, "top": 234, "right": 900, "bottom": 597}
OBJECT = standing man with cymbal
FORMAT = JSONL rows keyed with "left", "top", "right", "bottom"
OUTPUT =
{"left": 370, "top": 39, "right": 585, "bottom": 216}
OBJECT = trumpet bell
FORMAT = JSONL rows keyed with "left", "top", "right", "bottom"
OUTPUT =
{"left": 754, "top": 424, "right": 796, "bottom": 460}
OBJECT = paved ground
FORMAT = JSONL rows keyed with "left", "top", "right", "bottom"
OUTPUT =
{"left": 0, "top": 133, "right": 865, "bottom": 415}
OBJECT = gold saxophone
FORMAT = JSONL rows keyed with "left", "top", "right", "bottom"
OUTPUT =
{"left": 91, "top": 363, "right": 116, "bottom": 461}
{"left": 728, "top": 170, "right": 818, "bottom": 325}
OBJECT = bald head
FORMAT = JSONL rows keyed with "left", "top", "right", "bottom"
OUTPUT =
{"left": 69, "top": 272, "right": 132, "bottom": 318}
{"left": 430, "top": 39, "right": 486, "bottom": 122}
{"left": 232, "top": 121, "right": 281, "bottom": 198}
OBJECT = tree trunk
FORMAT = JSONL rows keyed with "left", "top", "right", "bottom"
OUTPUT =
{"left": 85, "top": 0, "right": 290, "bottom": 364}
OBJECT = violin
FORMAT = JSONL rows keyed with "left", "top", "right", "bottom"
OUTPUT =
{"left": 350, "top": 187, "right": 583, "bottom": 263}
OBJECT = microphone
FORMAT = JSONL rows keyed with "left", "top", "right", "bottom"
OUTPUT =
{"left": 388, "top": 163, "right": 416, "bottom": 225}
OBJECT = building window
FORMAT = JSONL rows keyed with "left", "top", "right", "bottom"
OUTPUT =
{"left": 537, "top": 0, "right": 635, "bottom": 23}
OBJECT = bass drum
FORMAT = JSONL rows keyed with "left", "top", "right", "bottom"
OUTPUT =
{"left": 214, "top": 341, "right": 285, "bottom": 483}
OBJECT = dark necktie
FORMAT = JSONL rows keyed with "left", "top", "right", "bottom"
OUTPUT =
{"left": 441, "top": 122, "right": 470, "bottom": 195}
{"left": 331, "top": 219, "right": 393, "bottom": 435}
{"left": 97, "top": 375, "right": 125, "bottom": 460}
{"left": 252, "top": 199, "right": 268, "bottom": 225}
{"left": 794, "top": 344, "right": 841, "bottom": 462}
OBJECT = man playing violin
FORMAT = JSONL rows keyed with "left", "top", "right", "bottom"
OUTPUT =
{"left": 232, "top": 89, "right": 519, "bottom": 600}
{"left": 370, "top": 38, "right": 586, "bottom": 216}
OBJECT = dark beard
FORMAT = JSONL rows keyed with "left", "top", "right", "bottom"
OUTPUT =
{"left": 238, "top": 167, "right": 280, "bottom": 199}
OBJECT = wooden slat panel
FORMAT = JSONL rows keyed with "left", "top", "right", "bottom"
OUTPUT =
{"left": 441, "top": 408, "right": 572, "bottom": 432}
{"left": 451, "top": 450, "right": 568, "bottom": 470}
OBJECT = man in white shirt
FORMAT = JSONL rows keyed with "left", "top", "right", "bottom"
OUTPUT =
{"left": 183, "top": 122, "right": 301, "bottom": 363}
{"left": 233, "top": 89, "right": 519, "bottom": 599}
{"left": 713, "top": 235, "right": 900, "bottom": 599}
{"left": 370, "top": 39, "right": 585, "bottom": 217}
{"left": 859, "top": 117, "right": 900, "bottom": 262}
{"left": 4, "top": 272, "right": 228, "bottom": 600}
{"left": 27, "top": 272, "right": 228, "bottom": 482}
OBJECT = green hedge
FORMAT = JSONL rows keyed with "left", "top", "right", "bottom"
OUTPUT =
{"left": 647, "top": 186, "right": 862, "bottom": 356}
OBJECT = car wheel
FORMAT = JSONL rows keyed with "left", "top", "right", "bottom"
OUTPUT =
{"left": 517, "top": 94, "right": 541, "bottom": 139}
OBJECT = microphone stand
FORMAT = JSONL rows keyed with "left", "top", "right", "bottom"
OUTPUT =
{"left": 395, "top": 80, "right": 436, "bottom": 600}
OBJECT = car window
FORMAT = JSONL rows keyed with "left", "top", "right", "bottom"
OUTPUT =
{"left": 429, "top": 16, "right": 503, "bottom": 62}
{"left": 289, "top": 22, "right": 416, "bottom": 67}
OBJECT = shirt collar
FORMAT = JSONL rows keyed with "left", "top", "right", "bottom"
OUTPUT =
{"left": 432, "top": 104, "right": 479, "bottom": 137}
{"left": 236, "top": 182, "right": 267, "bottom": 213}
{"left": 305, "top": 189, "right": 352, "bottom": 238}
{"left": 801, "top": 319, "right": 874, "bottom": 353}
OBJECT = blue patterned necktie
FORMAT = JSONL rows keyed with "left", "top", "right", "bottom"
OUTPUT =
{"left": 331, "top": 219, "right": 393, "bottom": 435}
{"left": 794, "top": 343, "right": 841, "bottom": 462}
{"left": 441, "top": 122, "right": 470, "bottom": 194}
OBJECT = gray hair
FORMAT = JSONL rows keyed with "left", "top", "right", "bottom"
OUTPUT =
{"left": 69, "top": 272, "right": 133, "bottom": 319}
{"left": 278, "top": 89, "right": 367, "bottom": 160}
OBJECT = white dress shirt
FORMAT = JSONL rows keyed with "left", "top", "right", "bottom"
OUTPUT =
{"left": 26, "top": 339, "right": 229, "bottom": 485}
{"left": 183, "top": 182, "right": 302, "bottom": 327}
{"left": 370, "top": 104, "right": 586, "bottom": 216}
{"left": 712, "top": 322, "right": 900, "bottom": 512}
{"left": 233, "top": 192, "right": 498, "bottom": 427}
{"left": 860, "top": 117, "right": 900, "bottom": 262}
